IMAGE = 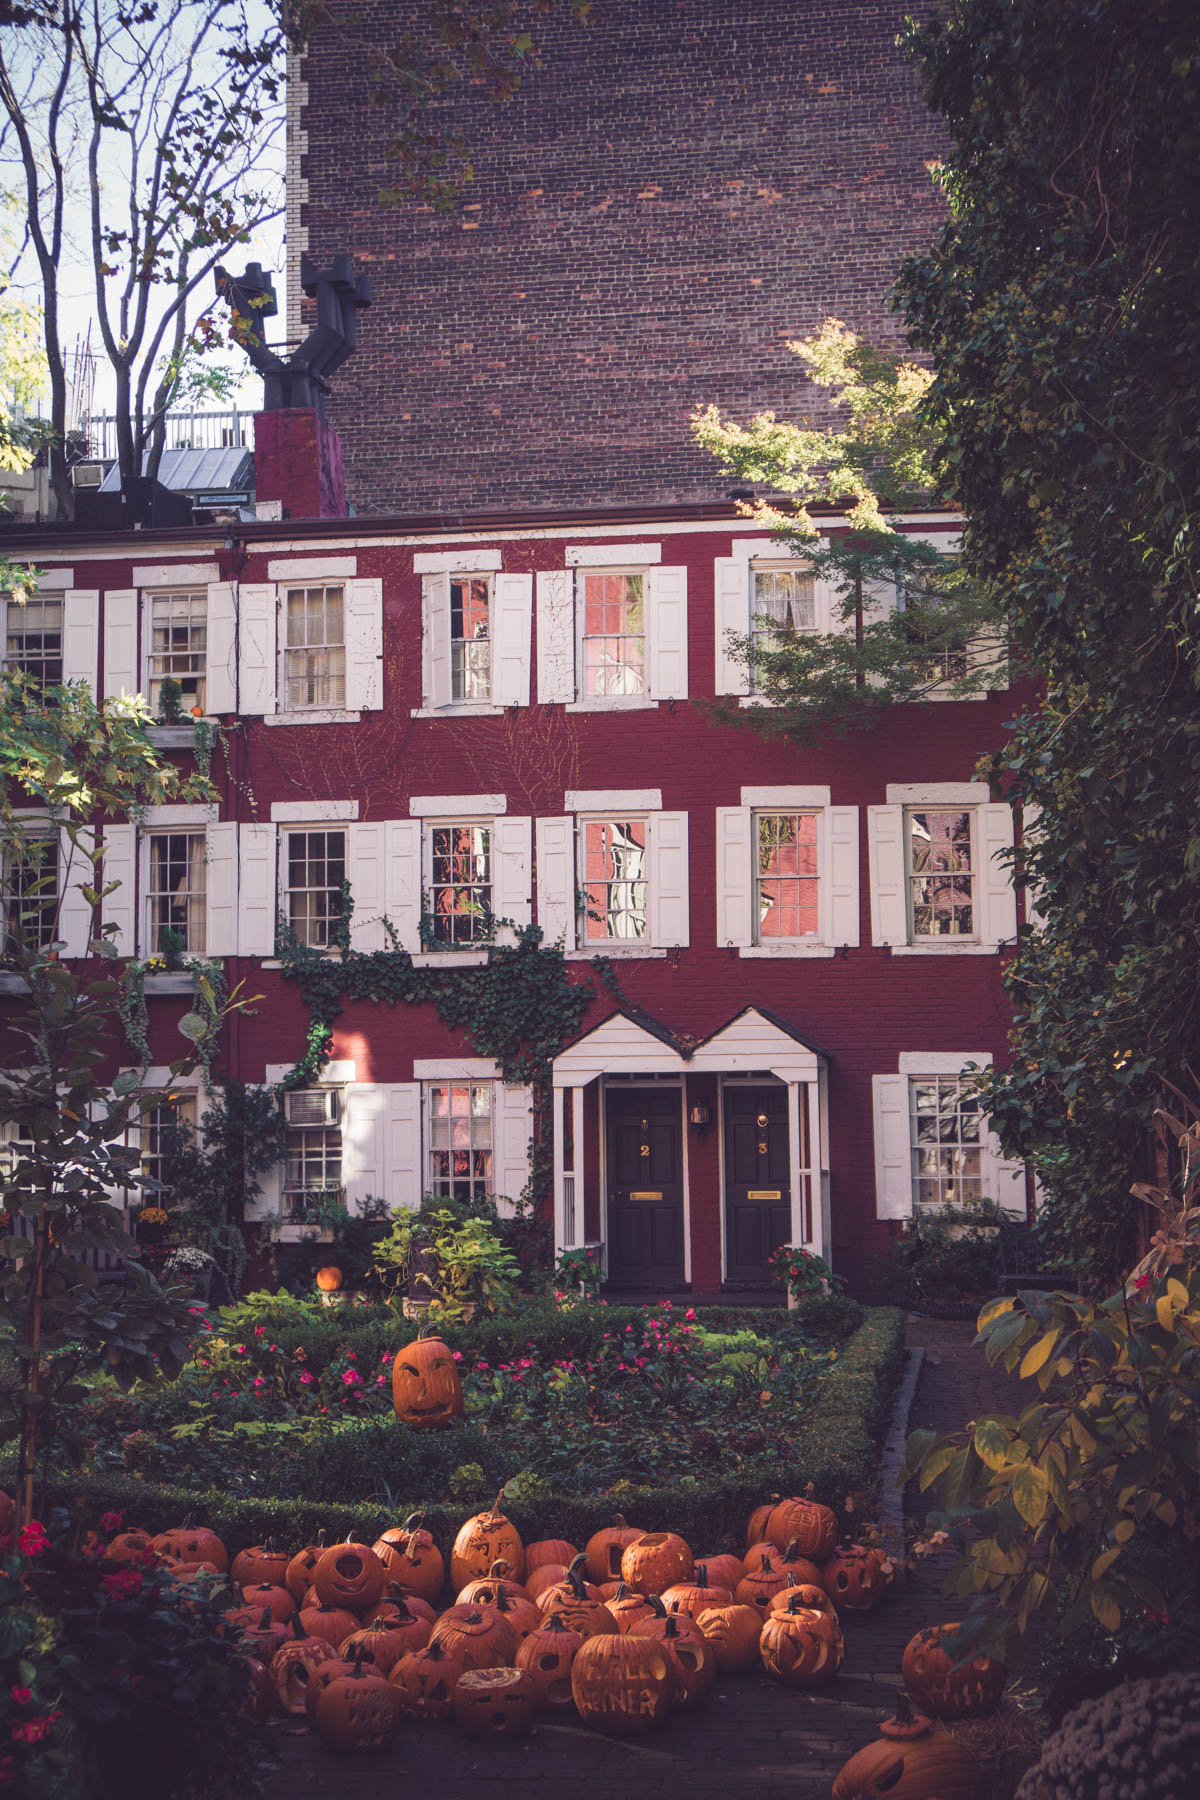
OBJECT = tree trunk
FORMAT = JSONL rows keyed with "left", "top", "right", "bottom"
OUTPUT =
{"left": 14, "top": 1210, "right": 50, "bottom": 1532}
{"left": 854, "top": 572, "right": 865, "bottom": 688}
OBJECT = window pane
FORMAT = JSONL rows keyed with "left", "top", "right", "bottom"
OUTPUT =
{"left": 909, "top": 1076, "right": 985, "bottom": 1209}
{"left": 428, "top": 824, "right": 491, "bottom": 943}
{"left": 754, "top": 812, "right": 819, "bottom": 941}
{"left": 427, "top": 1082, "right": 492, "bottom": 1201}
{"left": 580, "top": 819, "right": 647, "bottom": 942}
{"left": 5, "top": 598, "right": 64, "bottom": 688}
{"left": 284, "top": 585, "right": 346, "bottom": 708}
{"left": 148, "top": 592, "right": 207, "bottom": 714}
{"left": 146, "top": 831, "right": 206, "bottom": 954}
{"left": 908, "top": 809, "right": 975, "bottom": 938}
{"left": 286, "top": 830, "right": 345, "bottom": 947}
{"left": 581, "top": 573, "right": 645, "bottom": 696}
{"left": 450, "top": 577, "right": 491, "bottom": 701}
{"left": 3, "top": 833, "right": 58, "bottom": 952}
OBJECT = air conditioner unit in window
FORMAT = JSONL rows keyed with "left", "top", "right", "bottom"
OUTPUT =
{"left": 285, "top": 1088, "right": 340, "bottom": 1126}
{"left": 71, "top": 462, "right": 105, "bottom": 489}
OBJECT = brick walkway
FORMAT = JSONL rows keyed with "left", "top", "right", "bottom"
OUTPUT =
{"left": 263, "top": 1315, "right": 1021, "bottom": 1798}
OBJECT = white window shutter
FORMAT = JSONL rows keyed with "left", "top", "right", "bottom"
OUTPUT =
{"left": 62, "top": 590, "right": 99, "bottom": 690}
{"left": 422, "top": 574, "right": 451, "bottom": 709}
{"left": 247, "top": 1086, "right": 283, "bottom": 1217}
{"left": 978, "top": 803, "right": 1017, "bottom": 949}
{"left": 343, "top": 1082, "right": 386, "bottom": 1213}
{"left": 205, "top": 821, "right": 238, "bottom": 956}
{"left": 536, "top": 570, "right": 575, "bottom": 703}
{"left": 58, "top": 824, "right": 97, "bottom": 958}
{"left": 101, "top": 824, "right": 136, "bottom": 955}
{"left": 714, "top": 557, "right": 750, "bottom": 696}
{"left": 491, "top": 573, "right": 532, "bottom": 707}
{"left": 536, "top": 816, "right": 576, "bottom": 949}
{"left": 1020, "top": 803, "right": 1046, "bottom": 931}
{"left": 494, "top": 1081, "right": 533, "bottom": 1216}
{"left": 384, "top": 820, "right": 422, "bottom": 952}
{"left": 205, "top": 582, "right": 237, "bottom": 714}
{"left": 344, "top": 578, "right": 383, "bottom": 712}
{"left": 238, "top": 583, "right": 277, "bottom": 716}
{"left": 868, "top": 805, "right": 907, "bottom": 946}
{"left": 873, "top": 1074, "right": 913, "bottom": 1219}
{"left": 988, "top": 1129, "right": 1027, "bottom": 1218}
{"left": 386, "top": 1082, "right": 423, "bottom": 1211}
{"left": 104, "top": 590, "right": 138, "bottom": 700}
{"left": 347, "top": 822, "right": 386, "bottom": 951}
{"left": 648, "top": 810, "right": 689, "bottom": 947}
{"left": 646, "top": 565, "right": 688, "bottom": 699}
{"left": 827, "top": 806, "right": 860, "bottom": 948}
{"left": 715, "top": 806, "right": 753, "bottom": 948}
{"left": 492, "top": 816, "right": 532, "bottom": 937}
{"left": 237, "top": 823, "right": 278, "bottom": 957}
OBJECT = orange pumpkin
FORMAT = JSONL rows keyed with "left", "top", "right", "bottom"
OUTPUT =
{"left": 697, "top": 1552, "right": 746, "bottom": 1593}
{"left": 340, "top": 1605, "right": 431, "bottom": 1673}
{"left": 515, "top": 1614, "right": 586, "bottom": 1712}
{"left": 767, "top": 1576, "right": 838, "bottom": 1623}
{"left": 285, "top": 1535, "right": 328, "bottom": 1604}
{"left": 304, "top": 1654, "right": 382, "bottom": 1723}
{"left": 368, "top": 1588, "right": 437, "bottom": 1626}
{"left": 527, "top": 1562, "right": 571, "bottom": 1600}
{"left": 766, "top": 1495, "right": 838, "bottom": 1562}
{"left": 901, "top": 1623, "right": 1006, "bottom": 1719}
{"left": 759, "top": 1598, "right": 844, "bottom": 1685}
{"left": 660, "top": 1562, "right": 734, "bottom": 1620}
{"left": 745, "top": 1503, "right": 773, "bottom": 1549}
{"left": 571, "top": 1632, "right": 676, "bottom": 1735}
{"left": 299, "top": 1601, "right": 361, "bottom": 1648}
{"left": 457, "top": 1560, "right": 532, "bottom": 1608}
{"left": 535, "top": 1556, "right": 618, "bottom": 1638}
{"left": 152, "top": 1523, "right": 228, "bottom": 1572}
{"left": 525, "top": 1536, "right": 579, "bottom": 1572}
{"left": 391, "top": 1324, "right": 463, "bottom": 1429}
{"left": 430, "top": 1603, "right": 518, "bottom": 1670}
{"left": 735, "top": 1552, "right": 791, "bottom": 1615}
{"left": 372, "top": 1514, "right": 445, "bottom": 1603}
{"left": 388, "top": 1637, "right": 465, "bottom": 1723}
{"left": 316, "top": 1265, "right": 343, "bottom": 1291}
{"left": 106, "top": 1529, "right": 157, "bottom": 1565}
{"left": 630, "top": 1607, "right": 714, "bottom": 1709}
{"left": 242, "top": 1656, "right": 275, "bottom": 1723}
{"left": 313, "top": 1664, "right": 402, "bottom": 1752}
{"left": 492, "top": 1584, "right": 543, "bottom": 1644}
{"left": 620, "top": 1531, "right": 694, "bottom": 1597}
{"left": 695, "top": 1602, "right": 762, "bottom": 1671}
{"left": 583, "top": 1514, "right": 643, "bottom": 1585}
{"left": 831, "top": 1697, "right": 984, "bottom": 1800}
{"left": 453, "top": 1666, "right": 537, "bottom": 1739}
{"left": 238, "top": 1581, "right": 295, "bottom": 1624}
{"left": 606, "top": 1581, "right": 658, "bottom": 1634}
{"left": 820, "top": 1543, "right": 886, "bottom": 1614}
{"left": 313, "top": 1540, "right": 386, "bottom": 1611}
{"left": 228, "top": 1603, "right": 291, "bottom": 1663}
{"left": 270, "top": 1636, "right": 338, "bottom": 1715}
{"left": 230, "top": 1543, "right": 290, "bottom": 1589}
{"left": 450, "top": 1488, "right": 525, "bottom": 1588}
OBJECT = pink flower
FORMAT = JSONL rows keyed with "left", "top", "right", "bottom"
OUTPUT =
{"left": 347, "top": 1350, "right": 355, "bottom": 1360}
{"left": 234, "top": 1344, "right": 246, "bottom": 1355}
{"left": 299, "top": 1370, "right": 313, "bottom": 1384}
{"left": 685, "top": 1308, "right": 696, "bottom": 1320}
{"left": 100, "top": 1510, "right": 125, "bottom": 1535}
{"left": 254, "top": 1324, "right": 265, "bottom": 1335}
{"left": 101, "top": 1568, "right": 143, "bottom": 1601}
{"left": 253, "top": 1376, "right": 265, "bottom": 1389}
{"left": 342, "top": 1369, "right": 361, "bottom": 1386}
{"left": 452, "top": 1351, "right": 462, "bottom": 1361}
{"left": 18, "top": 1522, "right": 48, "bottom": 1557}
{"left": 8, "top": 1690, "right": 31, "bottom": 1709}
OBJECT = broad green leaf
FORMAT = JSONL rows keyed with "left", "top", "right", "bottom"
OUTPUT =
{"left": 1011, "top": 1462, "right": 1048, "bottom": 1527}
{"left": 176, "top": 1011, "right": 207, "bottom": 1042}
{"left": 977, "top": 1296, "right": 1016, "bottom": 1329}
{"left": 1091, "top": 1546, "right": 1120, "bottom": 1580}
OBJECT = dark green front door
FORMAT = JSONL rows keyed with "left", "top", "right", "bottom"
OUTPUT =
{"left": 606, "top": 1087, "right": 684, "bottom": 1286}
{"left": 724, "top": 1084, "right": 791, "bottom": 1283}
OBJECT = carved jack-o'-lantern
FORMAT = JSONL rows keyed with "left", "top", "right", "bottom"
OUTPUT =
{"left": 901, "top": 1624, "right": 1006, "bottom": 1719}
{"left": 661, "top": 1563, "right": 734, "bottom": 1620}
{"left": 340, "top": 1604, "right": 431, "bottom": 1673}
{"left": 697, "top": 1552, "right": 746, "bottom": 1595}
{"left": 230, "top": 1543, "right": 290, "bottom": 1589}
{"left": 527, "top": 1562, "right": 571, "bottom": 1600}
{"left": 152, "top": 1523, "right": 229, "bottom": 1572}
{"left": 391, "top": 1325, "right": 464, "bottom": 1429}
{"left": 270, "top": 1636, "right": 338, "bottom": 1715}
{"left": 515, "top": 1614, "right": 586, "bottom": 1712}
{"left": 313, "top": 1541, "right": 386, "bottom": 1611}
{"left": 735, "top": 1552, "right": 791, "bottom": 1615}
{"left": 571, "top": 1632, "right": 676, "bottom": 1736}
{"left": 431, "top": 1603, "right": 518, "bottom": 1671}
{"left": 242, "top": 1657, "right": 275, "bottom": 1723}
{"left": 239, "top": 1581, "right": 295, "bottom": 1623}
{"left": 620, "top": 1531, "right": 694, "bottom": 1597}
{"left": 458, "top": 1560, "right": 532, "bottom": 1608}
{"left": 227, "top": 1604, "right": 290, "bottom": 1664}
{"left": 758, "top": 1598, "right": 844, "bottom": 1685}
{"left": 536, "top": 1556, "right": 616, "bottom": 1638}
{"left": 630, "top": 1599, "right": 715, "bottom": 1709}
{"left": 767, "top": 1575, "right": 838, "bottom": 1624}
{"left": 304, "top": 1655, "right": 383, "bottom": 1723}
{"left": 606, "top": 1581, "right": 658, "bottom": 1635}
{"left": 372, "top": 1513, "right": 445, "bottom": 1603}
{"left": 389, "top": 1638, "right": 466, "bottom": 1723}
{"left": 313, "top": 1665, "right": 403, "bottom": 1753}
{"left": 831, "top": 1695, "right": 984, "bottom": 1800}
{"left": 766, "top": 1495, "right": 838, "bottom": 1562}
{"left": 106, "top": 1529, "right": 157, "bottom": 1566}
{"left": 285, "top": 1535, "right": 328, "bottom": 1604}
{"left": 695, "top": 1602, "right": 763, "bottom": 1671}
{"left": 450, "top": 1488, "right": 526, "bottom": 1589}
{"left": 820, "top": 1543, "right": 887, "bottom": 1614}
{"left": 453, "top": 1666, "right": 537, "bottom": 1738}
{"left": 583, "top": 1514, "right": 643, "bottom": 1585}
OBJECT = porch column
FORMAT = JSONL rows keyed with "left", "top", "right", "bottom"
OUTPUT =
{"left": 552, "top": 1082, "right": 585, "bottom": 1255}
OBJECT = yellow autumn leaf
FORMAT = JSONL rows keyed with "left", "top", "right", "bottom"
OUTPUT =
{"left": 1167, "top": 1277, "right": 1189, "bottom": 1310}
{"left": 978, "top": 1296, "right": 1016, "bottom": 1328}
{"left": 1156, "top": 1296, "right": 1176, "bottom": 1331}
{"left": 1157, "top": 1499, "right": 1178, "bottom": 1527}
{"left": 1113, "top": 1519, "right": 1135, "bottom": 1543}
{"left": 1091, "top": 1587, "right": 1121, "bottom": 1631}
{"left": 1019, "top": 1329, "right": 1059, "bottom": 1379}
{"left": 1091, "top": 1547, "right": 1120, "bottom": 1580}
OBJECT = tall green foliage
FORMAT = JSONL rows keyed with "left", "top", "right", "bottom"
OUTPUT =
{"left": 895, "top": 0, "right": 1200, "bottom": 1279}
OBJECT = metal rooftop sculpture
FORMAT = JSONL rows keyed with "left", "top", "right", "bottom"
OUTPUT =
{"left": 215, "top": 253, "right": 372, "bottom": 413}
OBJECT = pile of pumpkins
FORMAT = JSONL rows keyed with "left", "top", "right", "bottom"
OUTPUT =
{"left": 105, "top": 1488, "right": 899, "bottom": 1752}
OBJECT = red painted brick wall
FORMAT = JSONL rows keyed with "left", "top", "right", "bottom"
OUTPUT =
{"left": 297, "top": 0, "right": 949, "bottom": 514}
{"left": 254, "top": 411, "right": 347, "bottom": 519}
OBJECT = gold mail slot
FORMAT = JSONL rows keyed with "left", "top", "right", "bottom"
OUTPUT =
{"left": 629, "top": 1190, "right": 663, "bottom": 1201}
{"left": 748, "top": 1189, "right": 782, "bottom": 1200}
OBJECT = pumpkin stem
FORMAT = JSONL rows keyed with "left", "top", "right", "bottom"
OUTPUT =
{"left": 664, "top": 1615, "right": 681, "bottom": 1639}
{"left": 695, "top": 1562, "right": 708, "bottom": 1585}
{"left": 612, "top": 1512, "right": 628, "bottom": 1528}
{"left": 612, "top": 1582, "right": 633, "bottom": 1601}
{"left": 488, "top": 1486, "right": 507, "bottom": 1520}
{"left": 487, "top": 1559, "right": 512, "bottom": 1579}
{"left": 403, "top": 1512, "right": 425, "bottom": 1532}
{"left": 785, "top": 1571, "right": 799, "bottom": 1589}
{"left": 759, "top": 1554, "right": 773, "bottom": 1573}
{"left": 646, "top": 1594, "right": 668, "bottom": 1618}
{"left": 784, "top": 1539, "right": 799, "bottom": 1561}
{"left": 895, "top": 1689, "right": 914, "bottom": 1725}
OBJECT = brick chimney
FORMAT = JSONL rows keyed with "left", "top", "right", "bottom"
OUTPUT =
{"left": 253, "top": 409, "right": 347, "bottom": 519}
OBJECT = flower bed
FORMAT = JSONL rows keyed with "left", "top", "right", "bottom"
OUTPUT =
{"left": 35, "top": 1306, "right": 906, "bottom": 1552}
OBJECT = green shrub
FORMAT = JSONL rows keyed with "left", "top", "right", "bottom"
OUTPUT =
{"left": 877, "top": 1206, "right": 1003, "bottom": 1306}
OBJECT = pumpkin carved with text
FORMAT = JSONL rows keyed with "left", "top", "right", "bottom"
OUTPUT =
{"left": 571, "top": 1631, "right": 676, "bottom": 1736}
{"left": 766, "top": 1495, "right": 838, "bottom": 1562}
{"left": 392, "top": 1324, "right": 463, "bottom": 1428}
{"left": 313, "top": 1664, "right": 402, "bottom": 1753}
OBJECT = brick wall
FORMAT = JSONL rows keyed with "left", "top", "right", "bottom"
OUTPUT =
{"left": 298, "top": 0, "right": 948, "bottom": 515}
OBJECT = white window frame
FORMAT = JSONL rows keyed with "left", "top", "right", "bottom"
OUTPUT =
{"left": 280, "top": 823, "right": 349, "bottom": 951}
{"left": 141, "top": 826, "right": 208, "bottom": 960}
{"left": 143, "top": 588, "right": 208, "bottom": 718}
{"left": 4, "top": 593, "right": 65, "bottom": 689}
{"left": 449, "top": 573, "right": 493, "bottom": 705}
{"left": 748, "top": 562, "right": 819, "bottom": 694}
{"left": 3, "top": 821, "right": 60, "bottom": 953}
{"left": 280, "top": 581, "right": 347, "bottom": 713}
{"left": 872, "top": 1050, "right": 1026, "bottom": 1219}
{"left": 536, "top": 791, "right": 688, "bottom": 959}
{"left": 282, "top": 1085, "right": 344, "bottom": 1216}
{"left": 576, "top": 813, "right": 651, "bottom": 949}
{"left": 868, "top": 783, "right": 1015, "bottom": 955}
{"left": 424, "top": 1077, "right": 495, "bottom": 1206}
{"left": 575, "top": 566, "right": 650, "bottom": 706}
{"left": 904, "top": 803, "right": 979, "bottom": 944}
{"left": 423, "top": 818, "right": 495, "bottom": 949}
{"left": 417, "top": 563, "right": 530, "bottom": 718}
{"left": 716, "top": 787, "right": 859, "bottom": 959}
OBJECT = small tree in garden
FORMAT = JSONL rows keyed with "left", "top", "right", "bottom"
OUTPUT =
{"left": 0, "top": 670, "right": 234, "bottom": 1528}
{"left": 691, "top": 319, "right": 1008, "bottom": 748}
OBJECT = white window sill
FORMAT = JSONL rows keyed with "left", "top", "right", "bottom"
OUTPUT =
{"left": 564, "top": 698, "right": 660, "bottom": 713}
{"left": 738, "top": 695, "right": 784, "bottom": 710}
{"left": 566, "top": 946, "right": 668, "bottom": 960}
{"left": 143, "top": 971, "right": 199, "bottom": 994}
{"left": 261, "top": 710, "right": 364, "bottom": 727}
{"left": 738, "top": 944, "right": 838, "bottom": 959}
{"left": 410, "top": 949, "right": 489, "bottom": 968}
{"left": 410, "top": 704, "right": 506, "bottom": 719}
{"left": 272, "top": 1224, "right": 334, "bottom": 1244}
{"left": 887, "top": 942, "right": 1001, "bottom": 956}
{"left": 146, "top": 723, "right": 211, "bottom": 749}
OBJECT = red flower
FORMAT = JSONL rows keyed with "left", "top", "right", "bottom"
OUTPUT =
{"left": 102, "top": 1568, "right": 144, "bottom": 1601}
{"left": 100, "top": 1510, "right": 125, "bottom": 1534}
{"left": 7, "top": 1690, "right": 30, "bottom": 1709}
{"left": 17, "top": 1522, "right": 48, "bottom": 1558}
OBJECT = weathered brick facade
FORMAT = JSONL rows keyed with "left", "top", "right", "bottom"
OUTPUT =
{"left": 296, "top": 0, "right": 948, "bottom": 514}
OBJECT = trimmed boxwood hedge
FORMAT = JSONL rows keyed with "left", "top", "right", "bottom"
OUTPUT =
{"left": 37, "top": 1308, "right": 906, "bottom": 1557}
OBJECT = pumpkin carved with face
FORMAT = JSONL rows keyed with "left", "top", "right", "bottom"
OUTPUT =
{"left": 759, "top": 1599, "right": 844, "bottom": 1685}
{"left": 831, "top": 1698, "right": 984, "bottom": 1800}
{"left": 391, "top": 1326, "right": 463, "bottom": 1428}
{"left": 901, "top": 1624, "right": 1006, "bottom": 1719}
{"left": 388, "top": 1639, "right": 465, "bottom": 1723}
{"left": 453, "top": 1666, "right": 537, "bottom": 1738}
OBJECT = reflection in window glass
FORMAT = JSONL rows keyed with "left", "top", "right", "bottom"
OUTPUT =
{"left": 429, "top": 1082, "right": 492, "bottom": 1202}
{"left": 285, "top": 586, "right": 345, "bottom": 709}
{"left": 581, "top": 818, "right": 647, "bottom": 942}
{"left": 286, "top": 830, "right": 345, "bottom": 947}
{"left": 907, "top": 809, "right": 974, "bottom": 938}
{"left": 428, "top": 824, "right": 491, "bottom": 943}
{"left": 450, "top": 577, "right": 491, "bottom": 701}
{"left": 582, "top": 573, "right": 644, "bottom": 697}
{"left": 909, "top": 1077, "right": 983, "bottom": 1209}
{"left": 755, "top": 812, "right": 819, "bottom": 941}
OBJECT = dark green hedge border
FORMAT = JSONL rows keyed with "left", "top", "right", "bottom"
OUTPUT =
{"left": 38, "top": 1310, "right": 906, "bottom": 1556}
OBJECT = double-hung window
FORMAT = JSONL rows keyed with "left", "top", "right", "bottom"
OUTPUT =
{"left": 749, "top": 566, "right": 816, "bottom": 692}
{"left": 139, "top": 1091, "right": 197, "bottom": 1205}
{"left": 873, "top": 1052, "right": 1026, "bottom": 1219}
{"left": 868, "top": 785, "right": 1016, "bottom": 954}
{"left": 535, "top": 550, "right": 687, "bottom": 707}
{"left": 581, "top": 571, "right": 645, "bottom": 698}
{"left": 5, "top": 597, "right": 63, "bottom": 689}
{"left": 283, "top": 1088, "right": 343, "bottom": 1213}
{"left": 147, "top": 591, "right": 207, "bottom": 715}
{"left": 450, "top": 576, "right": 491, "bottom": 702}
{"left": 427, "top": 1080, "right": 493, "bottom": 1203}
{"left": 909, "top": 1075, "right": 984, "bottom": 1209}
{"left": 285, "top": 829, "right": 346, "bottom": 948}
{"left": 716, "top": 788, "right": 858, "bottom": 957}
{"left": 146, "top": 831, "right": 206, "bottom": 956}
{"left": 426, "top": 822, "right": 492, "bottom": 945}
{"left": 284, "top": 585, "right": 346, "bottom": 711}
{"left": 535, "top": 793, "right": 689, "bottom": 955}
{"left": 418, "top": 557, "right": 530, "bottom": 714}
{"left": 579, "top": 817, "right": 648, "bottom": 943}
{"left": 3, "top": 831, "right": 59, "bottom": 953}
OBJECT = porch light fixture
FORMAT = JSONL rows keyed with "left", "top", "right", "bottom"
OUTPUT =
{"left": 688, "top": 1102, "right": 711, "bottom": 1130}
